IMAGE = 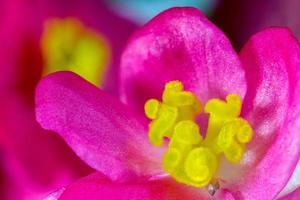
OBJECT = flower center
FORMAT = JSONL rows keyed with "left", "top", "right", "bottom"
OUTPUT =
{"left": 41, "top": 18, "right": 111, "bottom": 86}
{"left": 144, "top": 80, "right": 253, "bottom": 189}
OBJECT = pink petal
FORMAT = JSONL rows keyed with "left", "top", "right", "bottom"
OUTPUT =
{"left": 58, "top": 172, "right": 206, "bottom": 200}
{"left": 35, "top": 71, "right": 164, "bottom": 182}
{"left": 279, "top": 186, "right": 300, "bottom": 200}
{"left": 279, "top": 159, "right": 300, "bottom": 197}
{"left": 0, "top": 95, "right": 92, "bottom": 200}
{"left": 120, "top": 7, "right": 246, "bottom": 112}
{"left": 227, "top": 28, "right": 300, "bottom": 199}
{"left": 44, "top": 188, "right": 66, "bottom": 200}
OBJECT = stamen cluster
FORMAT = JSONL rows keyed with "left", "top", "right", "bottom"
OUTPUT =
{"left": 145, "top": 81, "right": 253, "bottom": 188}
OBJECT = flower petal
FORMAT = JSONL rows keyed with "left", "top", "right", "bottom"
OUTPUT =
{"left": 36, "top": 0, "right": 137, "bottom": 95}
{"left": 35, "top": 71, "right": 164, "bottom": 182}
{"left": 120, "top": 7, "right": 246, "bottom": 111}
{"left": 228, "top": 28, "right": 300, "bottom": 199}
{"left": 44, "top": 188, "right": 65, "bottom": 200}
{"left": 57, "top": 172, "right": 206, "bottom": 200}
{"left": 279, "top": 159, "right": 300, "bottom": 198}
{"left": 0, "top": 91, "right": 92, "bottom": 200}
{"left": 278, "top": 186, "right": 300, "bottom": 200}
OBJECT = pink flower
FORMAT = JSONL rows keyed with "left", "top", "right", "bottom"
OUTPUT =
{"left": 36, "top": 7, "right": 300, "bottom": 199}
{"left": 0, "top": 0, "right": 136, "bottom": 199}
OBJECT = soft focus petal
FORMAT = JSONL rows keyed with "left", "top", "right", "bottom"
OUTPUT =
{"left": 36, "top": 0, "right": 137, "bottom": 95}
{"left": 0, "top": 0, "right": 136, "bottom": 199}
{"left": 57, "top": 172, "right": 206, "bottom": 200}
{"left": 120, "top": 7, "right": 246, "bottom": 112}
{"left": 227, "top": 28, "right": 300, "bottom": 199}
{"left": 36, "top": 71, "right": 164, "bottom": 182}
{"left": 0, "top": 2, "right": 95, "bottom": 199}
{"left": 0, "top": 0, "right": 42, "bottom": 97}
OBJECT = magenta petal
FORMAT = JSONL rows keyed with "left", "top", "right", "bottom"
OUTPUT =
{"left": 58, "top": 172, "right": 206, "bottom": 200}
{"left": 35, "top": 71, "right": 163, "bottom": 182}
{"left": 120, "top": 7, "right": 246, "bottom": 111}
{"left": 279, "top": 186, "right": 300, "bottom": 200}
{"left": 44, "top": 188, "right": 65, "bottom": 200}
{"left": 231, "top": 28, "right": 300, "bottom": 199}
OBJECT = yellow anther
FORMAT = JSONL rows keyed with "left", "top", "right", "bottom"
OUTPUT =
{"left": 144, "top": 81, "right": 254, "bottom": 190}
{"left": 205, "top": 94, "right": 242, "bottom": 118}
{"left": 217, "top": 118, "right": 253, "bottom": 163}
{"left": 41, "top": 18, "right": 111, "bottom": 86}
{"left": 163, "top": 148, "right": 182, "bottom": 173}
{"left": 164, "top": 80, "right": 184, "bottom": 92}
{"left": 164, "top": 91, "right": 195, "bottom": 106}
{"left": 144, "top": 99, "right": 160, "bottom": 120}
{"left": 235, "top": 120, "right": 253, "bottom": 143}
{"left": 148, "top": 104, "right": 178, "bottom": 147}
{"left": 173, "top": 121, "right": 202, "bottom": 146}
{"left": 184, "top": 147, "right": 218, "bottom": 186}
{"left": 223, "top": 141, "right": 245, "bottom": 163}
{"left": 226, "top": 94, "right": 242, "bottom": 117}
{"left": 163, "top": 81, "right": 202, "bottom": 110}
{"left": 217, "top": 124, "right": 235, "bottom": 149}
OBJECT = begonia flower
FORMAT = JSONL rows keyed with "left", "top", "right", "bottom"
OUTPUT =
{"left": 0, "top": 0, "right": 136, "bottom": 199}
{"left": 36, "top": 7, "right": 300, "bottom": 199}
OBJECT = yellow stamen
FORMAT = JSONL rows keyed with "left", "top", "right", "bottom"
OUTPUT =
{"left": 41, "top": 18, "right": 111, "bottom": 86}
{"left": 205, "top": 94, "right": 242, "bottom": 118}
{"left": 185, "top": 147, "right": 217, "bottom": 186}
{"left": 173, "top": 121, "right": 202, "bottom": 145}
{"left": 223, "top": 140, "right": 245, "bottom": 163}
{"left": 145, "top": 99, "right": 160, "bottom": 120}
{"left": 148, "top": 104, "right": 178, "bottom": 147}
{"left": 203, "top": 94, "right": 244, "bottom": 153}
{"left": 145, "top": 81, "right": 202, "bottom": 147}
{"left": 144, "top": 81, "right": 254, "bottom": 190}
{"left": 217, "top": 118, "right": 253, "bottom": 163}
{"left": 163, "top": 148, "right": 182, "bottom": 172}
